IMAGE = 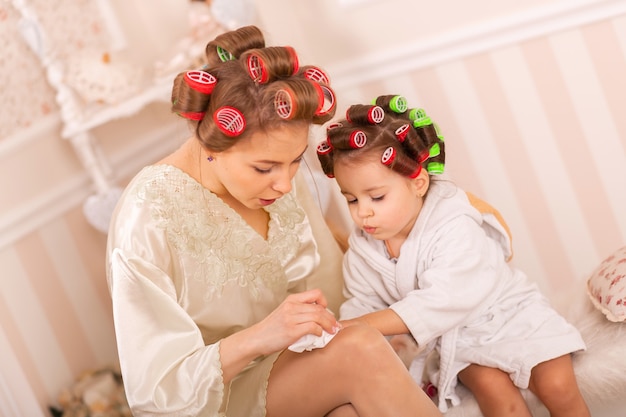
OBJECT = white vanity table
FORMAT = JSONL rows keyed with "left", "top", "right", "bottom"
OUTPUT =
{"left": 10, "top": 0, "right": 234, "bottom": 231}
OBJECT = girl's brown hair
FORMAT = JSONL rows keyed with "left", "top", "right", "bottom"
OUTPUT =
{"left": 316, "top": 95, "right": 445, "bottom": 179}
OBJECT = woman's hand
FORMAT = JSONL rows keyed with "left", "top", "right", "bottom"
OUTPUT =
{"left": 251, "top": 288, "right": 341, "bottom": 356}
{"left": 220, "top": 288, "right": 341, "bottom": 382}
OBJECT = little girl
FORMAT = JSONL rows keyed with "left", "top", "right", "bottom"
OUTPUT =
{"left": 316, "top": 95, "right": 590, "bottom": 417}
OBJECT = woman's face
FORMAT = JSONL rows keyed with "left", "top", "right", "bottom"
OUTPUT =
{"left": 210, "top": 124, "right": 309, "bottom": 209}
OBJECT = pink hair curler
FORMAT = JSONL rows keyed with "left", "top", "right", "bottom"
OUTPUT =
{"left": 349, "top": 130, "right": 367, "bottom": 148}
{"left": 381, "top": 146, "right": 396, "bottom": 166}
{"left": 184, "top": 71, "right": 217, "bottom": 94}
{"left": 213, "top": 106, "right": 246, "bottom": 137}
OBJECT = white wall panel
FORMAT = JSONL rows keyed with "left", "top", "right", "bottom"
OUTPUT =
{"left": 549, "top": 30, "right": 626, "bottom": 242}
{"left": 0, "top": 247, "right": 72, "bottom": 402}
{"left": 490, "top": 45, "right": 600, "bottom": 281}
{"left": 39, "top": 219, "right": 117, "bottom": 365}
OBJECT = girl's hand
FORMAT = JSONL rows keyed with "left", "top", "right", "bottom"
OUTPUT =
{"left": 339, "top": 309, "right": 409, "bottom": 336}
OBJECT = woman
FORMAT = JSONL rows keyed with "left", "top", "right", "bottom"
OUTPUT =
{"left": 106, "top": 26, "right": 442, "bottom": 417}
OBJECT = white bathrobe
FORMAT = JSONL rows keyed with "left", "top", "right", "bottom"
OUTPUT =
{"left": 340, "top": 181, "right": 585, "bottom": 412}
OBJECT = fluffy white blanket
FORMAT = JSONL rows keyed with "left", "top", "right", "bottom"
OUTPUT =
{"left": 392, "top": 285, "right": 626, "bottom": 416}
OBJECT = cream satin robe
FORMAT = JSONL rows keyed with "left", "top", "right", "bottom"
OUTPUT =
{"left": 107, "top": 165, "right": 345, "bottom": 417}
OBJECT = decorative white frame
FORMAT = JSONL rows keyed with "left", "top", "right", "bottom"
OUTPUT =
{"left": 338, "top": 0, "right": 379, "bottom": 8}
{"left": 329, "top": 0, "right": 626, "bottom": 88}
{"left": 9, "top": 0, "right": 212, "bottom": 232}
{"left": 11, "top": 0, "right": 128, "bottom": 196}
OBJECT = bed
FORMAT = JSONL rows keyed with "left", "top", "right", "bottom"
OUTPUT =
{"left": 395, "top": 246, "right": 626, "bottom": 416}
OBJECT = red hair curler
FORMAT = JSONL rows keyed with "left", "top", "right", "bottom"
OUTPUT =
{"left": 316, "top": 140, "right": 333, "bottom": 155}
{"left": 417, "top": 149, "right": 430, "bottom": 163}
{"left": 381, "top": 146, "right": 396, "bottom": 166}
{"left": 367, "top": 106, "right": 385, "bottom": 124}
{"left": 395, "top": 124, "right": 410, "bottom": 142}
{"left": 178, "top": 111, "right": 205, "bottom": 121}
{"left": 213, "top": 106, "right": 246, "bottom": 137}
{"left": 409, "top": 165, "right": 423, "bottom": 178}
{"left": 285, "top": 46, "right": 300, "bottom": 74}
{"left": 184, "top": 71, "right": 217, "bottom": 94}
{"left": 274, "top": 88, "right": 296, "bottom": 119}
{"left": 318, "top": 85, "right": 336, "bottom": 117}
{"left": 246, "top": 53, "right": 269, "bottom": 83}
{"left": 349, "top": 130, "right": 367, "bottom": 148}
{"left": 309, "top": 82, "right": 336, "bottom": 117}
{"left": 326, "top": 121, "right": 343, "bottom": 131}
{"left": 303, "top": 66, "right": 330, "bottom": 84}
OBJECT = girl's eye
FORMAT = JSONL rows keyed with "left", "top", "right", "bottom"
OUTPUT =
{"left": 346, "top": 198, "right": 357, "bottom": 204}
{"left": 372, "top": 195, "right": 385, "bottom": 201}
{"left": 254, "top": 167, "right": 272, "bottom": 174}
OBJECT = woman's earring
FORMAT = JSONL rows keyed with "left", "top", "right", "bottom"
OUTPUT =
{"left": 207, "top": 156, "right": 214, "bottom": 162}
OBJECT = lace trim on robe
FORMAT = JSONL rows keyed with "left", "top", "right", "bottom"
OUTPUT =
{"left": 134, "top": 165, "right": 305, "bottom": 299}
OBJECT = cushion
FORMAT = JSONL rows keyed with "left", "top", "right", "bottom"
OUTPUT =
{"left": 443, "top": 284, "right": 626, "bottom": 416}
{"left": 586, "top": 246, "right": 626, "bottom": 322}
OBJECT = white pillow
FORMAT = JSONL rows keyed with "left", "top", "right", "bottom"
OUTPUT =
{"left": 586, "top": 246, "right": 626, "bottom": 322}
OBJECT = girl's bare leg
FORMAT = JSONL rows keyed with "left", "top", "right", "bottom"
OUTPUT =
{"left": 458, "top": 364, "right": 532, "bottom": 417}
{"left": 265, "top": 324, "right": 442, "bottom": 417}
{"left": 528, "top": 354, "right": 590, "bottom": 417}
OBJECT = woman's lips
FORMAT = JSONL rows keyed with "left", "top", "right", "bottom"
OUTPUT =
{"left": 259, "top": 198, "right": 276, "bottom": 206}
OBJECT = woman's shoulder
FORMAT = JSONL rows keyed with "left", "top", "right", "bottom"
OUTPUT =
{"left": 118, "top": 165, "right": 200, "bottom": 207}
{"left": 111, "top": 165, "right": 204, "bottom": 227}
{"left": 129, "top": 164, "right": 196, "bottom": 192}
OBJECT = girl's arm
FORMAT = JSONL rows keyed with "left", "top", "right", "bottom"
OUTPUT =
{"left": 341, "top": 308, "right": 409, "bottom": 336}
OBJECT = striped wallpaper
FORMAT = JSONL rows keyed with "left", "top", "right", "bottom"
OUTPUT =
{"left": 327, "top": 12, "right": 626, "bottom": 297}
{"left": 1, "top": 3, "right": 626, "bottom": 416}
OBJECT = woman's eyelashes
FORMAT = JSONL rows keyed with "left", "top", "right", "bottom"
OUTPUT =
{"left": 253, "top": 157, "right": 303, "bottom": 174}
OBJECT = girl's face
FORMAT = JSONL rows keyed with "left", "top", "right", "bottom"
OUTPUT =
{"left": 334, "top": 158, "right": 427, "bottom": 242}
{"left": 209, "top": 124, "right": 309, "bottom": 209}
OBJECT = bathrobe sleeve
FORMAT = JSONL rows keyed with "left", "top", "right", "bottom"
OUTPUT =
{"left": 390, "top": 214, "right": 507, "bottom": 346}
{"left": 340, "top": 242, "right": 394, "bottom": 320}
